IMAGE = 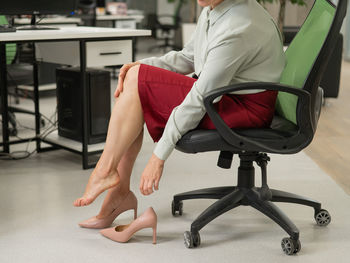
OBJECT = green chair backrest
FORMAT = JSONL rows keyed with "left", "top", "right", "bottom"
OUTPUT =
{"left": 275, "top": 0, "right": 336, "bottom": 124}
{"left": 0, "top": 16, "right": 17, "bottom": 65}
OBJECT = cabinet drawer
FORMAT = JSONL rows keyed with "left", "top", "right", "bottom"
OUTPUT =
{"left": 86, "top": 40, "right": 132, "bottom": 67}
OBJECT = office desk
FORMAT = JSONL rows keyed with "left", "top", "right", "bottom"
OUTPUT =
{"left": 96, "top": 15, "right": 144, "bottom": 29}
{"left": 14, "top": 17, "right": 82, "bottom": 26}
{"left": 0, "top": 26, "right": 151, "bottom": 169}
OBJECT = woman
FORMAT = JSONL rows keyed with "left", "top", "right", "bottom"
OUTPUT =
{"left": 74, "top": 0, "right": 285, "bottom": 232}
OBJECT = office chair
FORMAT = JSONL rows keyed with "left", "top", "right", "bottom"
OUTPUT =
{"left": 78, "top": 0, "right": 97, "bottom": 27}
{"left": 147, "top": 13, "right": 182, "bottom": 52}
{"left": 171, "top": 0, "right": 346, "bottom": 255}
{"left": 0, "top": 16, "right": 37, "bottom": 136}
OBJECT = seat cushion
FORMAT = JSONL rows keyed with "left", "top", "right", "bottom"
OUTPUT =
{"left": 175, "top": 115, "right": 298, "bottom": 154}
{"left": 7, "top": 63, "right": 33, "bottom": 86}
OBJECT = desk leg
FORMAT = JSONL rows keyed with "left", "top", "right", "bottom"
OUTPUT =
{"left": 0, "top": 43, "right": 10, "bottom": 153}
{"left": 80, "top": 40, "right": 89, "bottom": 169}
{"left": 32, "top": 44, "right": 41, "bottom": 152}
{"left": 132, "top": 37, "right": 136, "bottom": 62}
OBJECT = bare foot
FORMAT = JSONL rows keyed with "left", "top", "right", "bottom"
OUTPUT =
{"left": 74, "top": 169, "right": 120, "bottom": 207}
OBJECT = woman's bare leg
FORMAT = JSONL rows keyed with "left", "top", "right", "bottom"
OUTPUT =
{"left": 97, "top": 129, "right": 143, "bottom": 218}
{"left": 74, "top": 65, "right": 143, "bottom": 207}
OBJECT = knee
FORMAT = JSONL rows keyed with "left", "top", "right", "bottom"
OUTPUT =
{"left": 123, "top": 64, "right": 140, "bottom": 92}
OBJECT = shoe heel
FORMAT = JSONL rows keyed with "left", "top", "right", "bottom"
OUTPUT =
{"left": 152, "top": 226, "right": 157, "bottom": 244}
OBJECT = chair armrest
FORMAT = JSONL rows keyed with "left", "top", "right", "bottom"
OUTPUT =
{"left": 203, "top": 82, "right": 312, "bottom": 152}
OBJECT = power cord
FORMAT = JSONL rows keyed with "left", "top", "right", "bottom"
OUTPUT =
{"left": 0, "top": 108, "right": 58, "bottom": 161}
{"left": 0, "top": 136, "right": 35, "bottom": 160}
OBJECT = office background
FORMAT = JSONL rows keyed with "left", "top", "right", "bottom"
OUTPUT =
{"left": 1, "top": 0, "right": 350, "bottom": 262}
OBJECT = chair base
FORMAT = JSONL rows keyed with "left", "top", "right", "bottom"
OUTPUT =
{"left": 172, "top": 153, "right": 330, "bottom": 254}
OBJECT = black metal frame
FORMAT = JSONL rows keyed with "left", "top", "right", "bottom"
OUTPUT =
{"left": 174, "top": 153, "right": 322, "bottom": 242}
{"left": 1, "top": 36, "right": 134, "bottom": 169}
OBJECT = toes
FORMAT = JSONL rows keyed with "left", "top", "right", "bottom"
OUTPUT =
{"left": 79, "top": 198, "right": 86, "bottom": 206}
{"left": 84, "top": 197, "right": 93, "bottom": 206}
{"left": 73, "top": 198, "right": 85, "bottom": 207}
{"left": 73, "top": 199, "right": 80, "bottom": 207}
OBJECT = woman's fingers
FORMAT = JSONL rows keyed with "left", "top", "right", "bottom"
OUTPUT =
{"left": 140, "top": 179, "right": 154, "bottom": 195}
{"left": 139, "top": 153, "right": 164, "bottom": 195}
{"left": 147, "top": 180, "right": 154, "bottom": 194}
{"left": 114, "top": 62, "right": 140, "bottom": 98}
{"left": 139, "top": 177, "right": 151, "bottom": 195}
{"left": 154, "top": 178, "right": 159, "bottom": 191}
{"left": 114, "top": 64, "right": 130, "bottom": 98}
{"left": 139, "top": 177, "right": 144, "bottom": 193}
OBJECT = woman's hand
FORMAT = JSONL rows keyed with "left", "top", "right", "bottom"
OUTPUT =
{"left": 114, "top": 61, "right": 141, "bottom": 98}
{"left": 140, "top": 154, "right": 165, "bottom": 195}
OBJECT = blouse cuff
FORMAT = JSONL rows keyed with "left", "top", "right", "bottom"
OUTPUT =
{"left": 153, "top": 138, "right": 175, "bottom": 161}
{"left": 138, "top": 58, "right": 153, "bottom": 66}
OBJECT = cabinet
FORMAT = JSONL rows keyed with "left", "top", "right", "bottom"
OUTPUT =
{"left": 35, "top": 39, "right": 132, "bottom": 67}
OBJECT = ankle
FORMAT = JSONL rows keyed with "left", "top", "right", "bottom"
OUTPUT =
{"left": 94, "top": 164, "right": 118, "bottom": 178}
{"left": 115, "top": 187, "right": 131, "bottom": 199}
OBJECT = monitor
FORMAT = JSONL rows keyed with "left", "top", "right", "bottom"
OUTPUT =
{"left": 0, "top": 0, "right": 79, "bottom": 30}
{"left": 96, "top": 0, "right": 106, "bottom": 8}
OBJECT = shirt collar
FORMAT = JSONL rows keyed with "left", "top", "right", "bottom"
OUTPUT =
{"left": 206, "top": 0, "right": 240, "bottom": 26}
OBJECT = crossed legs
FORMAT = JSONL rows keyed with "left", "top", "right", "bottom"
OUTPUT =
{"left": 74, "top": 65, "right": 143, "bottom": 208}
{"left": 97, "top": 130, "right": 143, "bottom": 218}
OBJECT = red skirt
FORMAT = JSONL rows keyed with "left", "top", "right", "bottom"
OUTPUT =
{"left": 138, "top": 64, "right": 277, "bottom": 142}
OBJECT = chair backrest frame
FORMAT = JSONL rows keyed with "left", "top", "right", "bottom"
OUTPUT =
{"left": 276, "top": 0, "right": 347, "bottom": 132}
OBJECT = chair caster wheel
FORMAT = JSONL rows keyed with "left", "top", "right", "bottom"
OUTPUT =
{"left": 281, "top": 237, "right": 301, "bottom": 255}
{"left": 171, "top": 200, "right": 183, "bottom": 216}
{"left": 184, "top": 231, "right": 201, "bottom": 248}
{"left": 314, "top": 209, "right": 331, "bottom": 226}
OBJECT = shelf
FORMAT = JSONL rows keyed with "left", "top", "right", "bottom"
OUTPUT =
{"left": 18, "top": 83, "right": 56, "bottom": 92}
{"left": 42, "top": 130, "right": 105, "bottom": 153}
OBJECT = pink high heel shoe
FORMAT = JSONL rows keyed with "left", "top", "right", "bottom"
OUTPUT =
{"left": 78, "top": 191, "right": 137, "bottom": 229}
{"left": 100, "top": 207, "right": 157, "bottom": 244}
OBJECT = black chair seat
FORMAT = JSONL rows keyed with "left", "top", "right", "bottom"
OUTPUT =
{"left": 176, "top": 115, "right": 298, "bottom": 154}
{"left": 7, "top": 63, "right": 33, "bottom": 86}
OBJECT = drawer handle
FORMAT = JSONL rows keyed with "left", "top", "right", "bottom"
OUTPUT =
{"left": 99, "top": 52, "right": 122, "bottom": 56}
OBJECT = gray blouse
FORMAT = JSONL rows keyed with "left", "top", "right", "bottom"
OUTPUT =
{"left": 140, "top": 0, "right": 286, "bottom": 161}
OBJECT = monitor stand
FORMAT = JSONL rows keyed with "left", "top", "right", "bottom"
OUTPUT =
{"left": 16, "top": 15, "right": 60, "bottom": 31}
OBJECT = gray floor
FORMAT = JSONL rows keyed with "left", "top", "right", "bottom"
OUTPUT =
{"left": 1, "top": 43, "right": 350, "bottom": 262}
{"left": 1, "top": 122, "right": 350, "bottom": 262}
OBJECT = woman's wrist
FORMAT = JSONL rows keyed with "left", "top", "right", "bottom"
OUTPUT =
{"left": 151, "top": 153, "right": 165, "bottom": 166}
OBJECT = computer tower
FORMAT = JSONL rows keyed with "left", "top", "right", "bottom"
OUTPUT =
{"left": 56, "top": 67, "right": 111, "bottom": 144}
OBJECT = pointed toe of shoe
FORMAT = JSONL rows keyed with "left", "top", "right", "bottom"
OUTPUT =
{"left": 100, "top": 207, "right": 157, "bottom": 244}
{"left": 100, "top": 227, "right": 125, "bottom": 242}
{"left": 79, "top": 216, "right": 103, "bottom": 229}
{"left": 99, "top": 228, "right": 111, "bottom": 237}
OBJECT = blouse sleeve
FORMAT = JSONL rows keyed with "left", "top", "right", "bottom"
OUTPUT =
{"left": 139, "top": 30, "right": 195, "bottom": 75}
{"left": 153, "top": 36, "right": 250, "bottom": 160}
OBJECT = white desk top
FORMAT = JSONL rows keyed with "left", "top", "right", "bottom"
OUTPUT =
{"left": 0, "top": 26, "right": 151, "bottom": 42}
{"left": 14, "top": 17, "right": 82, "bottom": 25}
{"left": 96, "top": 14, "right": 144, "bottom": 22}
